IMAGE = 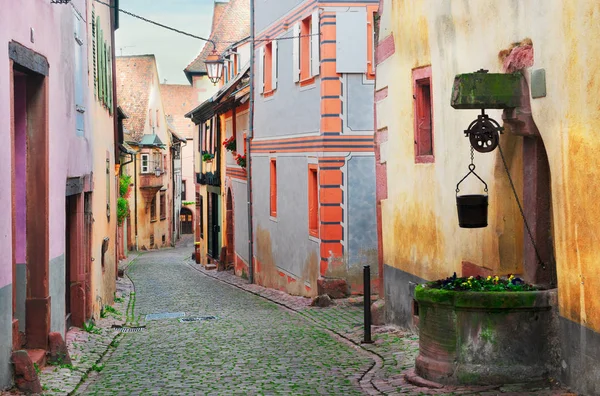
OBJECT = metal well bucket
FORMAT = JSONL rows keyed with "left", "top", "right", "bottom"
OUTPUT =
{"left": 456, "top": 194, "right": 488, "bottom": 228}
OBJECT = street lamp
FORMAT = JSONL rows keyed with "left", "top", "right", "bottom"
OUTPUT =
{"left": 205, "top": 49, "right": 224, "bottom": 85}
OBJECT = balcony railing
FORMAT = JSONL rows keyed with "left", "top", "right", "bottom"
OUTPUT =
{"left": 196, "top": 171, "right": 220, "bottom": 187}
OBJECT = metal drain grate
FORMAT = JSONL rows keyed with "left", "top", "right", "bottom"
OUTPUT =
{"left": 179, "top": 316, "right": 217, "bottom": 323}
{"left": 146, "top": 312, "right": 186, "bottom": 321}
{"left": 113, "top": 326, "right": 146, "bottom": 333}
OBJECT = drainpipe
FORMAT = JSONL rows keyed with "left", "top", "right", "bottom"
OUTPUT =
{"left": 134, "top": 153, "right": 139, "bottom": 251}
{"left": 246, "top": 0, "right": 255, "bottom": 284}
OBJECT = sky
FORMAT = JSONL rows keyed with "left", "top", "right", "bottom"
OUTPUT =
{"left": 115, "top": 0, "right": 215, "bottom": 85}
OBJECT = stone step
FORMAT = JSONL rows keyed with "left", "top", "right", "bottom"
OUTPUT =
{"left": 204, "top": 264, "right": 217, "bottom": 270}
{"left": 26, "top": 349, "right": 46, "bottom": 369}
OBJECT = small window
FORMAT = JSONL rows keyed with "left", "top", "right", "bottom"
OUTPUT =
{"left": 367, "top": 10, "right": 378, "bottom": 79}
{"left": 150, "top": 195, "right": 157, "bottom": 221}
{"left": 300, "top": 16, "right": 312, "bottom": 81}
{"left": 141, "top": 154, "right": 149, "bottom": 173}
{"left": 149, "top": 109, "right": 153, "bottom": 127}
{"left": 182, "top": 180, "right": 187, "bottom": 201}
{"left": 308, "top": 164, "right": 319, "bottom": 237}
{"left": 270, "top": 159, "right": 277, "bottom": 217}
{"left": 156, "top": 110, "right": 160, "bottom": 127}
{"left": 263, "top": 41, "right": 277, "bottom": 93}
{"left": 413, "top": 66, "right": 434, "bottom": 163}
{"left": 160, "top": 191, "right": 166, "bottom": 220}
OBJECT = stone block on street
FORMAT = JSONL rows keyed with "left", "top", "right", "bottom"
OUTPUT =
{"left": 371, "top": 299, "right": 385, "bottom": 325}
{"left": 317, "top": 278, "right": 350, "bottom": 299}
{"left": 12, "top": 350, "right": 42, "bottom": 394}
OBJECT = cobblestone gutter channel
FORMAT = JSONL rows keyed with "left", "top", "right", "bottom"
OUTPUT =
{"left": 36, "top": 272, "right": 137, "bottom": 396}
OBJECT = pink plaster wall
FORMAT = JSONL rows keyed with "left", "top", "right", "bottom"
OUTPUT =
{"left": 0, "top": 0, "right": 91, "bottom": 287}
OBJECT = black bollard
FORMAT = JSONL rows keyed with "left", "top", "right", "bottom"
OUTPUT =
{"left": 363, "top": 265, "right": 373, "bottom": 344}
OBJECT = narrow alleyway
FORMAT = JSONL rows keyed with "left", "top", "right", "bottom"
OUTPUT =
{"left": 79, "top": 246, "right": 372, "bottom": 395}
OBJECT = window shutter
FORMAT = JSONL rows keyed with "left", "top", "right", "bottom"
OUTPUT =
{"left": 258, "top": 46, "right": 264, "bottom": 94}
{"left": 107, "top": 45, "right": 113, "bottom": 113}
{"left": 103, "top": 40, "right": 107, "bottom": 106}
{"left": 96, "top": 16, "right": 101, "bottom": 99}
{"left": 311, "top": 9, "right": 320, "bottom": 77}
{"left": 292, "top": 22, "right": 300, "bottom": 83}
{"left": 336, "top": 10, "right": 368, "bottom": 73}
{"left": 99, "top": 27, "right": 105, "bottom": 104}
{"left": 92, "top": 10, "right": 96, "bottom": 98}
{"left": 271, "top": 40, "right": 278, "bottom": 90}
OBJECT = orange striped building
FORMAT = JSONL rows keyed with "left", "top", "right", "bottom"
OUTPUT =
{"left": 252, "top": 0, "right": 379, "bottom": 297}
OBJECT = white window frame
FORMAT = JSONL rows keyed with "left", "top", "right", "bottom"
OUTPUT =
{"left": 141, "top": 153, "right": 150, "bottom": 173}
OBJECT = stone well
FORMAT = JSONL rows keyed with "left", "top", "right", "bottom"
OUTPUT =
{"left": 414, "top": 286, "right": 558, "bottom": 385}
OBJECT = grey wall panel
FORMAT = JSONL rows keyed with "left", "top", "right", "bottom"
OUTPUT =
{"left": 255, "top": 0, "right": 304, "bottom": 34}
{"left": 336, "top": 10, "right": 367, "bottom": 73}
{"left": 347, "top": 156, "right": 378, "bottom": 273}
{"left": 254, "top": 32, "right": 321, "bottom": 139}
{"left": 0, "top": 284, "right": 13, "bottom": 390}
{"left": 384, "top": 264, "right": 426, "bottom": 330}
{"left": 49, "top": 255, "right": 65, "bottom": 336}
{"left": 232, "top": 180, "right": 249, "bottom": 262}
{"left": 347, "top": 74, "right": 374, "bottom": 132}
{"left": 15, "top": 263, "right": 26, "bottom": 332}
{"left": 252, "top": 156, "right": 319, "bottom": 280}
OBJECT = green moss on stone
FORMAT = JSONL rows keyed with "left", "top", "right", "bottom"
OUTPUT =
{"left": 451, "top": 72, "right": 523, "bottom": 109}
{"left": 415, "top": 285, "right": 455, "bottom": 305}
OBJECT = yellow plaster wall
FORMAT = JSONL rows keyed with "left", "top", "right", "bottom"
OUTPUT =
{"left": 377, "top": 0, "right": 600, "bottom": 332}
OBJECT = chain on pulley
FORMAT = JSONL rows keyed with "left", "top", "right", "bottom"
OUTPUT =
{"left": 464, "top": 109, "right": 504, "bottom": 153}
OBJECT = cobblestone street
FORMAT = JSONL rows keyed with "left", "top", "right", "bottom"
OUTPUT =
{"left": 59, "top": 243, "right": 573, "bottom": 396}
{"left": 78, "top": 246, "right": 372, "bottom": 395}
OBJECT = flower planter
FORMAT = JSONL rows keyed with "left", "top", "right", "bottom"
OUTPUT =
{"left": 415, "top": 286, "right": 556, "bottom": 385}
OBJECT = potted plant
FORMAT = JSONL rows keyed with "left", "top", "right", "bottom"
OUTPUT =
{"left": 222, "top": 136, "right": 236, "bottom": 152}
{"left": 414, "top": 273, "right": 556, "bottom": 385}
{"left": 202, "top": 151, "right": 215, "bottom": 162}
{"left": 235, "top": 153, "right": 246, "bottom": 168}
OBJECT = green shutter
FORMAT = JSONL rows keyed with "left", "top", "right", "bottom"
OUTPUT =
{"left": 107, "top": 45, "right": 113, "bottom": 113}
{"left": 96, "top": 16, "right": 101, "bottom": 100}
{"left": 92, "top": 10, "right": 96, "bottom": 99}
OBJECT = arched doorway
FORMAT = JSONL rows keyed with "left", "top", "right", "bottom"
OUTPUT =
{"left": 180, "top": 207, "right": 193, "bottom": 234}
{"left": 226, "top": 189, "right": 234, "bottom": 268}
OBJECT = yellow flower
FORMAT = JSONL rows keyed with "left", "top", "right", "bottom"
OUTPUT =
{"left": 461, "top": 282, "right": 468, "bottom": 287}
{"left": 494, "top": 276, "right": 500, "bottom": 283}
{"left": 486, "top": 276, "right": 492, "bottom": 281}
{"left": 509, "top": 274, "right": 515, "bottom": 281}
{"left": 468, "top": 276, "right": 474, "bottom": 280}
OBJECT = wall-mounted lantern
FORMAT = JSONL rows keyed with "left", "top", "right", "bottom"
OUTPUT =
{"left": 205, "top": 50, "right": 224, "bottom": 85}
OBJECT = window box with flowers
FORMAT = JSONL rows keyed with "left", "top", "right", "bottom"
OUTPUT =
{"left": 414, "top": 273, "right": 556, "bottom": 386}
{"left": 235, "top": 153, "right": 246, "bottom": 168}
{"left": 222, "top": 136, "right": 236, "bottom": 153}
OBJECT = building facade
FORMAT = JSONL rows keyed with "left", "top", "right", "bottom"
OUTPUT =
{"left": 187, "top": 65, "right": 250, "bottom": 273}
{"left": 161, "top": 85, "right": 201, "bottom": 238}
{"left": 185, "top": 0, "right": 250, "bottom": 266}
{"left": 375, "top": 1, "right": 600, "bottom": 394}
{"left": 116, "top": 55, "right": 174, "bottom": 252}
{"left": 0, "top": 0, "right": 118, "bottom": 389}
{"left": 252, "top": 0, "right": 379, "bottom": 297}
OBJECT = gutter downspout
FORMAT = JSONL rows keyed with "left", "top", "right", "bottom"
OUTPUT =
{"left": 134, "top": 153, "right": 139, "bottom": 251}
{"left": 247, "top": 0, "right": 255, "bottom": 284}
